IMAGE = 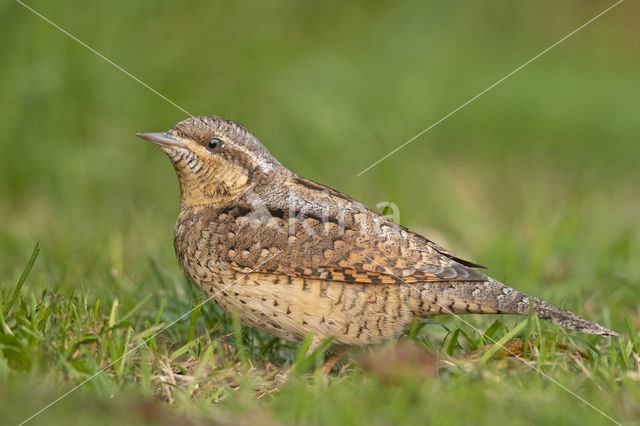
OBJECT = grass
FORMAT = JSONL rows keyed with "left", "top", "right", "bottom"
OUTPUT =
{"left": 1, "top": 0, "right": 640, "bottom": 425}
{"left": 2, "top": 246, "right": 639, "bottom": 425}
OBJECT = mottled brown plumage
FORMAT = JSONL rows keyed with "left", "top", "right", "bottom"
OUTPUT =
{"left": 137, "top": 116, "right": 617, "bottom": 347}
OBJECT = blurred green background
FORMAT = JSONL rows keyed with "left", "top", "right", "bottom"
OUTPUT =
{"left": 1, "top": 0, "right": 639, "bottom": 425}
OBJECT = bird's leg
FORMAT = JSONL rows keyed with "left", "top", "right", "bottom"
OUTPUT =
{"left": 306, "top": 336, "right": 347, "bottom": 375}
{"left": 322, "top": 345, "right": 348, "bottom": 375}
{"left": 276, "top": 337, "right": 344, "bottom": 383}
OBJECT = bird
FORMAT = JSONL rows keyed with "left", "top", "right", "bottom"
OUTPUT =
{"left": 137, "top": 116, "right": 617, "bottom": 365}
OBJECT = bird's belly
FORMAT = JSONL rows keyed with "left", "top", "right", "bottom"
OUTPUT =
{"left": 194, "top": 271, "right": 416, "bottom": 345}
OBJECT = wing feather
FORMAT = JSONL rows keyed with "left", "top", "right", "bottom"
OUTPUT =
{"left": 209, "top": 195, "right": 487, "bottom": 285}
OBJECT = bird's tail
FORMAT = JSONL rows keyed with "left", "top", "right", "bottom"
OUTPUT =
{"left": 415, "top": 278, "right": 617, "bottom": 336}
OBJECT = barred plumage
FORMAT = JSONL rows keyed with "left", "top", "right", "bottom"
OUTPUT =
{"left": 137, "top": 116, "right": 617, "bottom": 349}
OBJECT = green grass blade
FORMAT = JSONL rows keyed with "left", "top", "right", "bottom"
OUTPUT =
{"left": 187, "top": 297, "right": 203, "bottom": 343}
{"left": 0, "top": 293, "right": 13, "bottom": 335}
{"left": 445, "top": 329, "right": 461, "bottom": 356}
{"left": 108, "top": 299, "right": 119, "bottom": 327}
{"left": 522, "top": 300, "right": 534, "bottom": 358}
{"left": 479, "top": 318, "right": 529, "bottom": 365}
{"left": 170, "top": 335, "right": 204, "bottom": 361}
{"left": 231, "top": 310, "right": 246, "bottom": 364}
{"left": 3, "top": 242, "right": 40, "bottom": 311}
{"left": 120, "top": 292, "right": 154, "bottom": 323}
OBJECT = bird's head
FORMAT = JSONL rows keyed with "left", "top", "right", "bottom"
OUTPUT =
{"left": 137, "top": 116, "right": 284, "bottom": 208}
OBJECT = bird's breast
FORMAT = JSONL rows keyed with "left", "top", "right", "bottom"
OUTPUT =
{"left": 173, "top": 210, "right": 229, "bottom": 286}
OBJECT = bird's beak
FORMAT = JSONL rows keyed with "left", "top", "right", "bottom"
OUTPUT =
{"left": 136, "top": 131, "right": 185, "bottom": 149}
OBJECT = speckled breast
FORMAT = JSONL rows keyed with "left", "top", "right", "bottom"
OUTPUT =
{"left": 171, "top": 209, "right": 421, "bottom": 344}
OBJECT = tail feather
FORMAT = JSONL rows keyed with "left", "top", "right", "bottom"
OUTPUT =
{"left": 416, "top": 278, "right": 617, "bottom": 336}
{"left": 527, "top": 295, "right": 617, "bottom": 336}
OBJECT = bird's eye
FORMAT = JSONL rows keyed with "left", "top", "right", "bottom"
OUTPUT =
{"left": 206, "top": 137, "right": 224, "bottom": 152}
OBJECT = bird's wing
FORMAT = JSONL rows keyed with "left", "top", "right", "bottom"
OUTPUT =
{"left": 208, "top": 201, "right": 487, "bottom": 284}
